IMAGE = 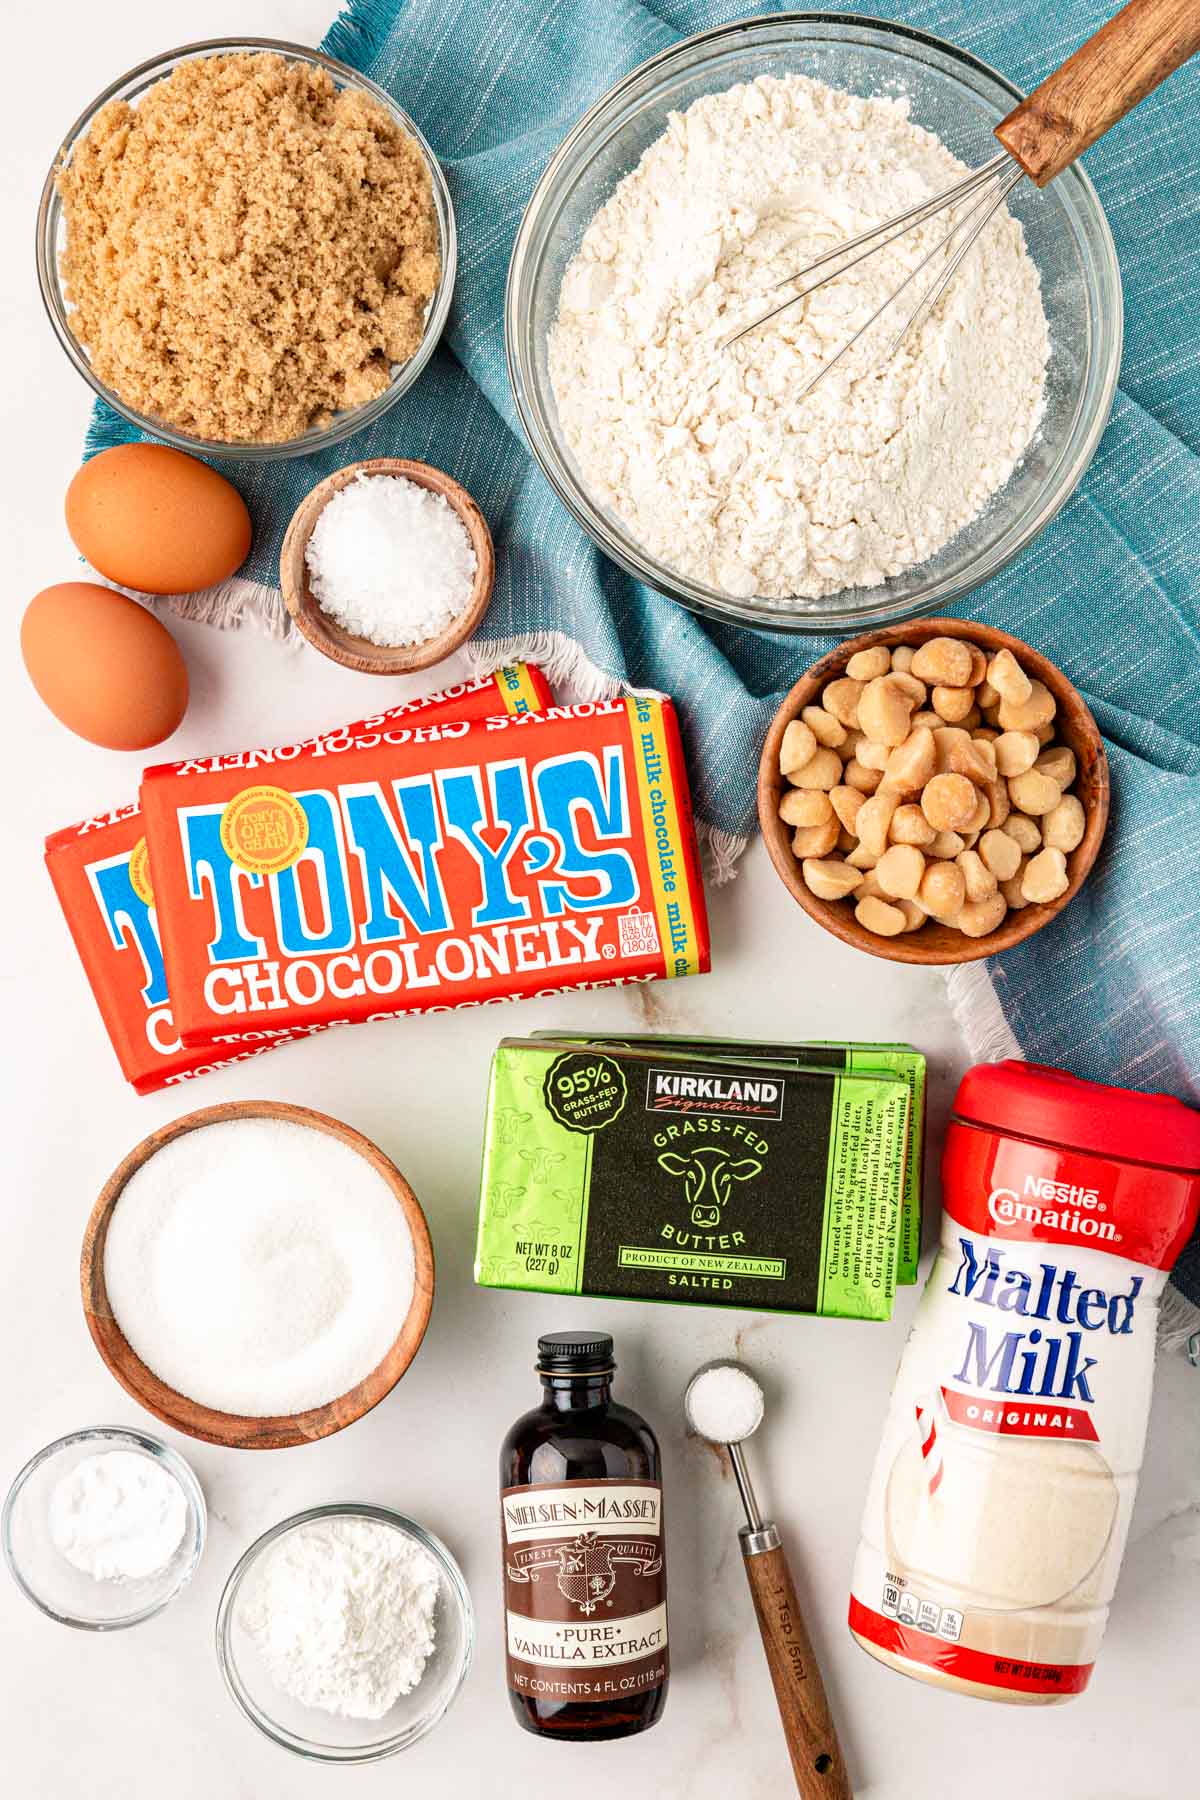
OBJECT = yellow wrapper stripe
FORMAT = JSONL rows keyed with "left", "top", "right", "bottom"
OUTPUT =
{"left": 496, "top": 664, "right": 543, "bottom": 716}
{"left": 625, "top": 696, "right": 703, "bottom": 979}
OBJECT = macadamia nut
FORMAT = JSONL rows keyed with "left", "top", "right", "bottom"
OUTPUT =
{"left": 855, "top": 895, "right": 908, "bottom": 937}
{"left": 1004, "top": 813, "right": 1042, "bottom": 853}
{"left": 1022, "top": 847, "right": 1070, "bottom": 904}
{"left": 793, "top": 818, "right": 840, "bottom": 857}
{"left": 830, "top": 785, "right": 866, "bottom": 833}
{"left": 994, "top": 730, "right": 1040, "bottom": 777}
{"left": 890, "top": 803, "right": 936, "bottom": 847}
{"left": 1008, "top": 768, "right": 1062, "bottom": 816}
{"left": 876, "top": 843, "right": 926, "bottom": 899}
{"left": 998, "top": 680, "right": 1056, "bottom": 733}
{"left": 987, "top": 648, "right": 1033, "bottom": 705}
{"left": 958, "top": 893, "right": 1008, "bottom": 938}
{"left": 922, "top": 773, "right": 978, "bottom": 833}
{"left": 802, "top": 858, "right": 864, "bottom": 900}
{"left": 857, "top": 675, "right": 917, "bottom": 747}
{"left": 789, "top": 747, "right": 842, "bottom": 790}
{"left": 912, "top": 637, "right": 973, "bottom": 687}
{"left": 803, "top": 705, "right": 846, "bottom": 748}
{"left": 779, "top": 718, "right": 818, "bottom": 776}
{"left": 980, "top": 828, "right": 1022, "bottom": 881}
{"left": 882, "top": 727, "right": 936, "bottom": 795}
{"left": 918, "top": 861, "right": 966, "bottom": 922}
{"left": 1043, "top": 794, "right": 1085, "bottom": 853}
{"left": 780, "top": 788, "right": 834, "bottom": 828}
{"left": 823, "top": 678, "right": 863, "bottom": 728}
{"left": 846, "top": 646, "right": 890, "bottom": 681}
{"left": 958, "top": 849, "right": 998, "bottom": 902}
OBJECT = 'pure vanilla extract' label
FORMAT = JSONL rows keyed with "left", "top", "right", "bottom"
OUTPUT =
{"left": 502, "top": 1480, "right": 668, "bottom": 1705}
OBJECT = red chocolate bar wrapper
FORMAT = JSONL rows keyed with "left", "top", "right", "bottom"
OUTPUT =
{"left": 45, "top": 664, "right": 551, "bottom": 1092}
{"left": 141, "top": 696, "right": 709, "bottom": 1046}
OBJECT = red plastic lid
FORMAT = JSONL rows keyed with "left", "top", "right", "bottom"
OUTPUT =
{"left": 952, "top": 1060, "right": 1200, "bottom": 1173}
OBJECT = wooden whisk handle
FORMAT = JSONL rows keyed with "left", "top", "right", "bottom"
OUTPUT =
{"left": 995, "top": 0, "right": 1200, "bottom": 186}
{"left": 741, "top": 1533, "right": 853, "bottom": 1800}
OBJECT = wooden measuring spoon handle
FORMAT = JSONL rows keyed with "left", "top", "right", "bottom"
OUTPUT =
{"left": 995, "top": 0, "right": 1200, "bottom": 186}
{"left": 742, "top": 1538, "right": 853, "bottom": 1800}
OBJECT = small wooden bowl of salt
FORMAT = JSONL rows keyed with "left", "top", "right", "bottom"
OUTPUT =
{"left": 280, "top": 457, "right": 496, "bottom": 675}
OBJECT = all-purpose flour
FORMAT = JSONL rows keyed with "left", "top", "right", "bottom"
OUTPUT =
{"left": 238, "top": 1515, "right": 439, "bottom": 1720}
{"left": 550, "top": 75, "right": 1050, "bottom": 600}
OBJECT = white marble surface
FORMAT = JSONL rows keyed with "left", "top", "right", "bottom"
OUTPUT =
{"left": 2, "top": 3, "right": 1198, "bottom": 1794}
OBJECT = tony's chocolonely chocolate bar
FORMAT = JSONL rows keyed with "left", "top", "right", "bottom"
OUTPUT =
{"left": 476, "top": 1038, "right": 911, "bottom": 1320}
{"left": 45, "top": 664, "right": 552, "bottom": 1092}
{"left": 534, "top": 1032, "right": 925, "bottom": 1283}
{"left": 140, "top": 696, "right": 709, "bottom": 1046}
{"left": 44, "top": 801, "right": 321, "bottom": 1092}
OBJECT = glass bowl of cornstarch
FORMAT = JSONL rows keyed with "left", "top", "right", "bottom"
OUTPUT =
{"left": 216, "top": 1505, "right": 473, "bottom": 1762}
{"left": 506, "top": 12, "right": 1122, "bottom": 632}
{"left": 3, "top": 1426, "right": 205, "bottom": 1629}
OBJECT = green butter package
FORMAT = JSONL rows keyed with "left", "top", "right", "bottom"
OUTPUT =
{"left": 534, "top": 1032, "right": 925, "bottom": 1283}
{"left": 476, "top": 1038, "right": 912, "bottom": 1320}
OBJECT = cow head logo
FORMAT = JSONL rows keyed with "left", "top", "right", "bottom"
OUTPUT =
{"left": 657, "top": 1144, "right": 763, "bottom": 1228}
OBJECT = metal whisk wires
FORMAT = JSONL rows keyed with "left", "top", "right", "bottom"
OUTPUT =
{"left": 719, "top": 152, "right": 1026, "bottom": 397}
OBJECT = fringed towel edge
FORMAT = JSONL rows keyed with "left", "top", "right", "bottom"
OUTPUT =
{"left": 944, "top": 959, "right": 1022, "bottom": 1065}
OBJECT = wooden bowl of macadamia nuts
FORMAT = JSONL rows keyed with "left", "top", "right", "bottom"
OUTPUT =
{"left": 758, "top": 619, "right": 1109, "bottom": 965}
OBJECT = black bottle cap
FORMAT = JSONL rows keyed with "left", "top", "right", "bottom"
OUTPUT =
{"left": 536, "top": 1331, "right": 615, "bottom": 1374}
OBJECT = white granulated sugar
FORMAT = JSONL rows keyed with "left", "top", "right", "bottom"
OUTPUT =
{"left": 49, "top": 1451, "right": 187, "bottom": 1583}
{"left": 305, "top": 472, "right": 477, "bottom": 645}
{"left": 237, "top": 1516, "right": 439, "bottom": 1720}
{"left": 103, "top": 1119, "right": 415, "bottom": 1416}
{"left": 686, "top": 1365, "right": 764, "bottom": 1444}
{"left": 550, "top": 75, "right": 1050, "bottom": 600}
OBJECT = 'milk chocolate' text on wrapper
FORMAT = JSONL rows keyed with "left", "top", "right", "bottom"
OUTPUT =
{"left": 45, "top": 665, "right": 553, "bottom": 1092}
{"left": 140, "top": 696, "right": 709, "bottom": 1047}
{"left": 477, "top": 1039, "right": 911, "bottom": 1319}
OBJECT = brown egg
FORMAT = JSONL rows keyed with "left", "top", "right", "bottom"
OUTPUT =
{"left": 66, "top": 444, "right": 252, "bottom": 595}
{"left": 21, "top": 583, "right": 188, "bottom": 750}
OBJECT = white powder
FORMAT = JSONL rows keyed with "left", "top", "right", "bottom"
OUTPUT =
{"left": 49, "top": 1450, "right": 187, "bottom": 1582}
{"left": 550, "top": 74, "right": 1050, "bottom": 600}
{"left": 103, "top": 1119, "right": 415, "bottom": 1416}
{"left": 306, "top": 472, "right": 477, "bottom": 645}
{"left": 238, "top": 1515, "right": 439, "bottom": 1720}
{"left": 686, "top": 1364, "right": 764, "bottom": 1444}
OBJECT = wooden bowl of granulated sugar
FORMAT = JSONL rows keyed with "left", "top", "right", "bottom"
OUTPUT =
{"left": 80, "top": 1101, "right": 434, "bottom": 1451}
{"left": 280, "top": 457, "right": 495, "bottom": 675}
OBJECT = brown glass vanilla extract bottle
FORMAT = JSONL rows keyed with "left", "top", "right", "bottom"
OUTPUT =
{"left": 499, "top": 1332, "right": 668, "bottom": 1741}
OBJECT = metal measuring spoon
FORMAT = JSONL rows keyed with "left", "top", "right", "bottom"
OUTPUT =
{"left": 685, "top": 1361, "right": 852, "bottom": 1800}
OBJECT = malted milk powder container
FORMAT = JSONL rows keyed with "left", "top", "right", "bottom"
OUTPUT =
{"left": 850, "top": 1061, "right": 1200, "bottom": 1703}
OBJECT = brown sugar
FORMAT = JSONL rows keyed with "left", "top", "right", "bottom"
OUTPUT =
{"left": 58, "top": 53, "right": 441, "bottom": 443}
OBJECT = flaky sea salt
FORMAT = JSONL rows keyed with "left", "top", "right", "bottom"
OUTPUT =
{"left": 103, "top": 1118, "right": 415, "bottom": 1416}
{"left": 305, "top": 472, "right": 477, "bottom": 646}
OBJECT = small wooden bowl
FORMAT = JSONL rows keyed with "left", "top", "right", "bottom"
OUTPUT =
{"left": 279, "top": 457, "right": 495, "bottom": 675}
{"left": 81, "top": 1100, "right": 434, "bottom": 1450}
{"left": 758, "top": 618, "right": 1110, "bottom": 966}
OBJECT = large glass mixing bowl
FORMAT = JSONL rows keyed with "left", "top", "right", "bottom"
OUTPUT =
{"left": 506, "top": 13, "right": 1122, "bottom": 633}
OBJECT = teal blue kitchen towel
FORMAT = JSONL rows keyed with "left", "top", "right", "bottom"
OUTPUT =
{"left": 84, "top": 2, "right": 1200, "bottom": 1306}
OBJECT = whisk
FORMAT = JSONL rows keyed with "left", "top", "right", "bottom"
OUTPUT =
{"left": 722, "top": 0, "right": 1200, "bottom": 393}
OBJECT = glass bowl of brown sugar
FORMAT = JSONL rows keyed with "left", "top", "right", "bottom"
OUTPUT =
{"left": 36, "top": 38, "right": 457, "bottom": 461}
